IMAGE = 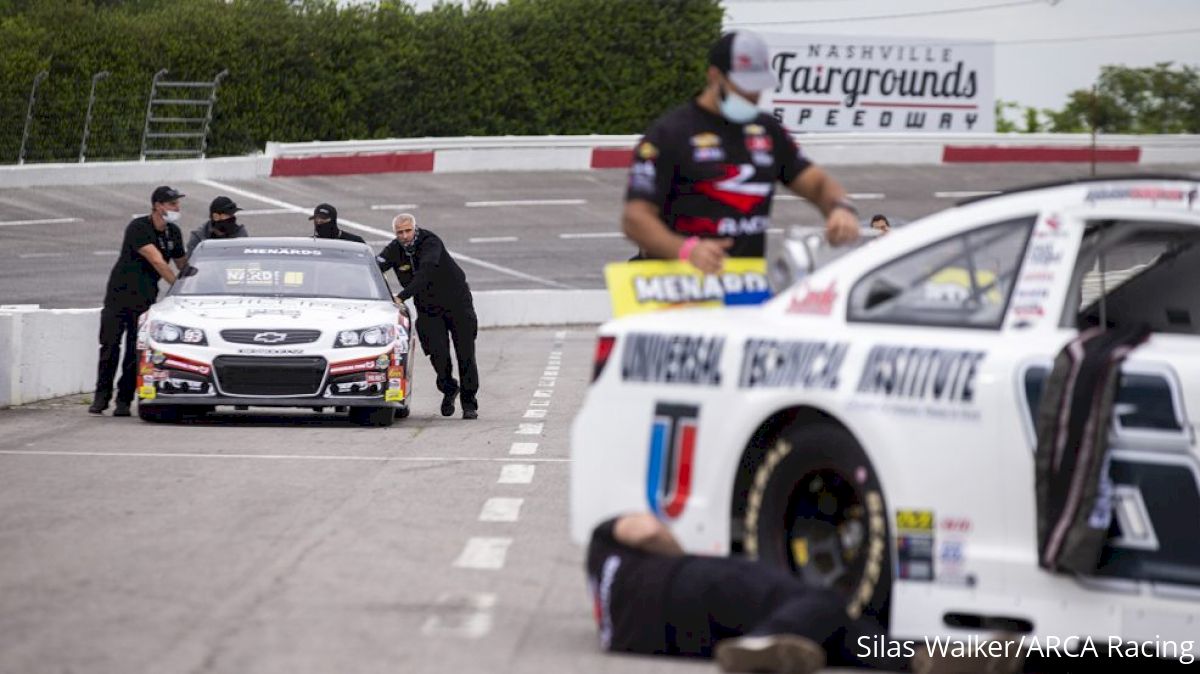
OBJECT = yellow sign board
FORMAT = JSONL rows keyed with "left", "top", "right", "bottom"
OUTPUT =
{"left": 603, "top": 258, "right": 772, "bottom": 318}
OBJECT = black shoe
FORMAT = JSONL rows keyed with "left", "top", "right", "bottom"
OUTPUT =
{"left": 440, "top": 391, "right": 457, "bottom": 417}
{"left": 113, "top": 401, "right": 131, "bottom": 417}
{"left": 463, "top": 408, "right": 478, "bottom": 420}
{"left": 715, "top": 634, "right": 826, "bottom": 674}
{"left": 88, "top": 399, "right": 108, "bottom": 414}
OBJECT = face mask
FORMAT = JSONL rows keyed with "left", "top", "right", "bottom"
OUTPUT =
{"left": 213, "top": 218, "right": 236, "bottom": 236}
{"left": 162, "top": 210, "right": 181, "bottom": 224}
{"left": 718, "top": 84, "right": 760, "bottom": 124}
{"left": 315, "top": 221, "right": 338, "bottom": 238}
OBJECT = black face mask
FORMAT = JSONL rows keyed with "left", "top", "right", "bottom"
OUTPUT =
{"left": 212, "top": 218, "right": 237, "bottom": 237}
{"left": 315, "top": 221, "right": 338, "bottom": 238}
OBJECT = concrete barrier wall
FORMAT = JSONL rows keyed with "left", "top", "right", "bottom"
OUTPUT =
{"left": 0, "top": 291, "right": 611, "bottom": 408}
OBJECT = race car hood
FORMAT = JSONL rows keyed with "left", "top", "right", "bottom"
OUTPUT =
{"left": 151, "top": 296, "right": 395, "bottom": 325}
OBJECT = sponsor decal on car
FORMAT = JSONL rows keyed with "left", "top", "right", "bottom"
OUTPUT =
{"left": 243, "top": 247, "right": 322, "bottom": 256}
{"left": 162, "top": 356, "right": 211, "bottom": 376}
{"left": 895, "top": 509, "right": 935, "bottom": 582}
{"left": 646, "top": 403, "right": 699, "bottom": 519}
{"left": 786, "top": 280, "right": 837, "bottom": 315}
{"left": 604, "top": 258, "right": 771, "bottom": 318}
{"left": 937, "top": 515, "right": 973, "bottom": 586}
{"left": 1028, "top": 242, "right": 1064, "bottom": 266}
{"left": 365, "top": 372, "right": 387, "bottom": 384}
{"left": 738, "top": 338, "right": 848, "bottom": 389}
{"left": 620, "top": 333, "right": 724, "bottom": 386}
{"left": 138, "top": 384, "right": 157, "bottom": 400}
{"left": 850, "top": 345, "right": 986, "bottom": 421}
{"left": 1084, "top": 184, "right": 1197, "bottom": 207}
{"left": 236, "top": 348, "right": 305, "bottom": 355}
{"left": 330, "top": 354, "right": 388, "bottom": 375}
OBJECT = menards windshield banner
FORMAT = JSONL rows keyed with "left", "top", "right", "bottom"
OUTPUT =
{"left": 757, "top": 32, "right": 995, "bottom": 133}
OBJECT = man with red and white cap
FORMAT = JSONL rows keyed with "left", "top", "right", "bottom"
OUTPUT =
{"left": 622, "top": 30, "right": 860, "bottom": 274}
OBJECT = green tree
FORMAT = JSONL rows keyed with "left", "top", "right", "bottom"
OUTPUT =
{"left": 1047, "top": 62, "right": 1200, "bottom": 133}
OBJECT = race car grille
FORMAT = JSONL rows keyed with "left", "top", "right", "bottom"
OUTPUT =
{"left": 220, "top": 329, "right": 321, "bottom": 345}
{"left": 213, "top": 356, "right": 327, "bottom": 396}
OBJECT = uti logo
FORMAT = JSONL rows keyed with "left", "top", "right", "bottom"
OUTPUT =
{"left": 646, "top": 403, "right": 699, "bottom": 519}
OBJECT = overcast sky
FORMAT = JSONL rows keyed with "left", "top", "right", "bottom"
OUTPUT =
{"left": 402, "top": 0, "right": 1199, "bottom": 113}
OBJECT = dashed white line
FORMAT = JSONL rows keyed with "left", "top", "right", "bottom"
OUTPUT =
{"left": 558, "top": 232, "right": 622, "bottom": 239}
{"left": 537, "top": 379, "right": 556, "bottom": 388}
{"left": 421, "top": 593, "right": 496, "bottom": 638}
{"left": 453, "top": 537, "right": 512, "bottom": 570}
{"left": 498, "top": 464, "right": 536, "bottom": 485}
{"left": 516, "top": 423, "right": 544, "bottom": 435}
{"left": 528, "top": 400, "right": 550, "bottom": 408}
{"left": 18, "top": 252, "right": 68, "bottom": 259}
{"left": 0, "top": 217, "right": 81, "bottom": 227}
{"left": 466, "top": 199, "right": 586, "bottom": 208}
{"left": 509, "top": 442, "right": 539, "bottom": 455}
{"left": 935, "top": 190, "right": 1000, "bottom": 199}
{"left": 199, "top": 179, "right": 572, "bottom": 290}
{"left": 523, "top": 409, "right": 547, "bottom": 419}
{"left": 92, "top": 250, "right": 117, "bottom": 256}
{"left": 479, "top": 497, "right": 523, "bottom": 522}
{"left": 468, "top": 236, "right": 518, "bottom": 244}
{"left": 370, "top": 203, "right": 419, "bottom": 211}
{"left": 849, "top": 192, "right": 886, "bottom": 200}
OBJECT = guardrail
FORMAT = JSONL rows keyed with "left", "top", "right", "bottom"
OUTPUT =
{"left": 0, "top": 290, "right": 612, "bottom": 408}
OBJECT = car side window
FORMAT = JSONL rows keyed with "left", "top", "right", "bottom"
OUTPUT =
{"left": 848, "top": 215, "right": 1036, "bottom": 329}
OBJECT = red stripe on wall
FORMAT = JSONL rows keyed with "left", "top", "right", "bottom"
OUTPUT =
{"left": 590, "top": 147, "right": 634, "bottom": 169}
{"left": 942, "top": 145, "right": 1141, "bottom": 163}
{"left": 270, "top": 151, "right": 436, "bottom": 177}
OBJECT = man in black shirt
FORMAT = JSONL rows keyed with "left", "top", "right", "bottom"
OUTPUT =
{"left": 586, "top": 512, "right": 1023, "bottom": 673}
{"left": 310, "top": 203, "right": 366, "bottom": 243}
{"left": 186, "top": 195, "right": 248, "bottom": 256}
{"left": 376, "top": 213, "right": 479, "bottom": 419}
{"left": 89, "top": 185, "right": 189, "bottom": 416}
{"left": 622, "top": 30, "right": 861, "bottom": 274}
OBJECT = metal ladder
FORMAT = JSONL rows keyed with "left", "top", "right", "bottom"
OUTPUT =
{"left": 139, "top": 68, "right": 228, "bottom": 160}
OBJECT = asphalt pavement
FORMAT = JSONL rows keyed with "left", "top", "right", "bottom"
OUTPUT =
{"left": 2, "top": 162, "right": 1197, "bottom": 308}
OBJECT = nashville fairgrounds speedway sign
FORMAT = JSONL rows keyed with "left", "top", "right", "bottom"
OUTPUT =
{"left": 759, "top": 32, "right": 995, "bottom": 133}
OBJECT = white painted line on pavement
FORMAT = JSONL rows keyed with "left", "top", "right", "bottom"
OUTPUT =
{"left": 0, "top": 217, "right": 81, "bottom": 227}
{"left": 18, "top": 252, "right": 68, "bottom": 259}
{"left": 516, "top": 423, "right": 543, "bottom": 435}
{"left": 479, "top": 497, "right": 523, "bottom": 522}
{"left": 537, "top": 379, "right": 555, "bottom": 388}
{"left": 371, "top": 203, "right": 419, "bottom": 211}
{"left": 934, "top": 190, "right": 1000, "bottom": 199}
{"left": 421, "top": 593, "right": 496, "bottom": 638}
{"left": 542, "top": 370, "right": 558, "bottom": 377}
{"left": 466, "top": 199, "right": 586, "bottom": 208}
{"left": 523, "top": 409, "right": 547, "bottom": 419}
{"left": 849, "top": 192, "right": 886, "bottom": 200}
{"left": 237, "top": 208, "right": 295, "bottom": 216}
{"left": 528, "top": 400, "right": 550, "bottom": 408}
{"left": 558, "top": 232, "right": 621, "bottom": 239}
{"left": 92, "top": 250, "right": 117, "bottom": 256}
{"left": 0, "top": 449, "right": 569, "bottom": 463}
{"left": 468, "top": 236, "right": 518, "bottom": 244}
{"left": 555, "top": 331, "right": 567, "bottom": 338}
{"left": 509, "top": 442, "right": 538, "bottom": 455}
{"left": 199, "top": 179, "right": 572, "bottom": 290}
{"left": 499, "top": 464, "right": 536, "bottom": 485}
{"left": 453, "top": 538, "right": 512, "bottom": 570}
{"left": 767, "top": 228, "right": 784, "bottom": 234}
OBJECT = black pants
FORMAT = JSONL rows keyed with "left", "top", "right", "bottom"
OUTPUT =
{"left": 94, "top": 304, "right": 144, "bottom": 405}
{"left": 415, "top": 304, "right": 479, "bottom": 408}
{"left": 664, "top": 557, "right": 911, "bottom": 671}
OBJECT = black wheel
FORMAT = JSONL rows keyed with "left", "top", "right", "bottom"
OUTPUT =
{"left": 743, "top": 422, "right": 892, "bottom": 626}
{"left": 395, "top": 406, "right": 410, "bottom": 419}
{"left": 350, "top": 406, "right": 395, "bottom": 427}
{"left": 137, "top": 403, "right": 180, "bottom": 423}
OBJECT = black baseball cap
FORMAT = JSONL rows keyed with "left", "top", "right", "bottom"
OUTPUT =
{"left": 209, "top": 195, "right": 241, "bottom": 215}
{"left": 309, "top": 203, "right": 337, "bottom": 220}
{"left": 708, "top": 31, "right": 776, "bottom": 92}
{"left": 151, "top": 185, "right": 185, "bottom": 204}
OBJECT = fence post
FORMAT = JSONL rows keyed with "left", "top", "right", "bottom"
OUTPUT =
{"left": 18, "top": 70, "right": 49, "bottom": 165}
{"left": 140, "top": 68, "right": 167, "bottom": 161}
{"left": 79, "top": 70, "right": 110, "bottom": 163}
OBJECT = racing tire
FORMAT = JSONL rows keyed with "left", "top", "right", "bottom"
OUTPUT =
{"left": 137, "top": 404, "right": 180, "bottom": 424}
{"left": 395, "top": 406, "right": 410, "bottom": 419}
{"left": 350, "top": 406, "right": 395, "bottom": 427}
{"left": 743, "top": 422, "right": 892, "bottom": 627}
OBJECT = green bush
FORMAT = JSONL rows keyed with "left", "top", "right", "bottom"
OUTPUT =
{"left": 0, "top": 0, "right": 722, "bottom": 163}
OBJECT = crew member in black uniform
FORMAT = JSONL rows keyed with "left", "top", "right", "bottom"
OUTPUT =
{"left": 376, "top": 213, "right": 479, "bottom": 419}
{"left": 186, "top": 195, "right": 248, "bottom": 256}
{"left": 586, "top": 512, "right": 1023, "bottom": 674}
{"left": 310, "top": 203, "right": 365, "bottom": 243}
{"left": 89, "top": 185, "right": 189, "bottom": 416}
{"left": 622, "top": 30, "right": 860, "bottom": 274}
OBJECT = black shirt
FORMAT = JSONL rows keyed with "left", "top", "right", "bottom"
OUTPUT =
{"left": 376, "top": 229, "right": 471, "bottom": 314}
{"left": 625, "top": 101, "right": 812, "bottom": 258}
{"left": 104, "top": 216, "right": 185, "bottom": 309}
{"left": 585, "top": 517, "right": 687, "bottom": 654}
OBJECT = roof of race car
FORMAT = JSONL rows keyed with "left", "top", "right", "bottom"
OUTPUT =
{"left": 953, "top": 172, "right": 1199, "bottom": 207}
{"left": 197, "top": 236, "right": 370, "bottom": 251}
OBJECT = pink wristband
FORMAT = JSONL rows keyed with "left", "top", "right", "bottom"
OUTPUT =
{"left": 678, "top": 236, "right": 700, "bottom": 261}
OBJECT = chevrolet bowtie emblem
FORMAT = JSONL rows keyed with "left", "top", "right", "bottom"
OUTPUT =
{"left": 253, "top": 332, "right": 288, "bottom": 343}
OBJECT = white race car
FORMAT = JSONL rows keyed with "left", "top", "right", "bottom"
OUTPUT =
{"left": 570, "top": 175, "right": 1200, "bottom": 653}
{"left": 135, "top": 237, "right": 416, "bottom": 427}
